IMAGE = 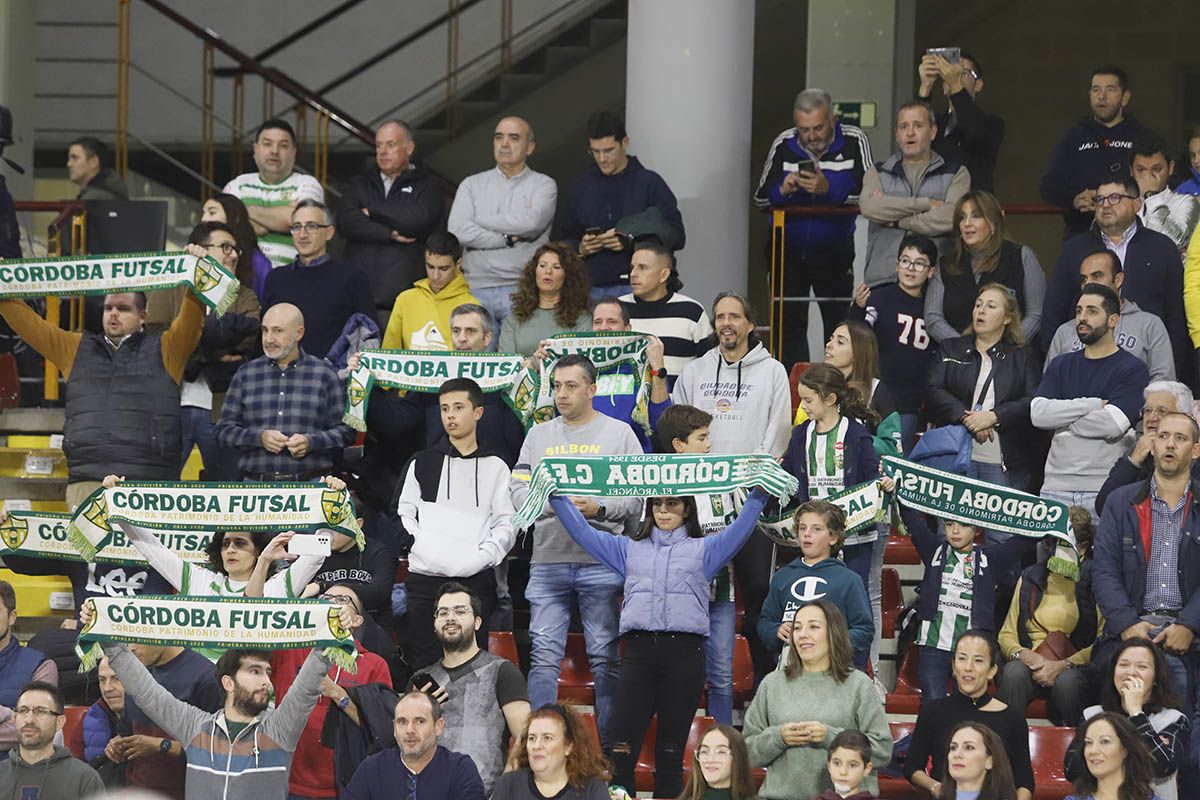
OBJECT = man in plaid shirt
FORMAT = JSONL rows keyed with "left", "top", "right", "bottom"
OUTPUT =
{"left": 216, "top": 302, "right": 355, "bottom": 480}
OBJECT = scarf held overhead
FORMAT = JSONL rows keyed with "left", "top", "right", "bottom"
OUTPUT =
{"left": 758, "top": 480, "right": 885, "bottom": 547}
{"left": 537, "top": 332, "right": 653, "bottom": 435}
{"left": 0, "top": 251, "right": 240, "bottom": 314}
{"left": 2, "top": 509, "right": 210, "bottom": 564}
{"left": 76, "top": 595, "right": 358, "bottom": 672}
{"left": 513, "top": 453, "right": 799, "bottom": 530}
{"left": 67, "top": 482, "right": 363, "bottom": 562}
{"left": 343, "top": 348, "right": 534, "bottom": 431}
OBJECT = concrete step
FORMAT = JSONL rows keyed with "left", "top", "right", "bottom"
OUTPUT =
{"left": 0, "top": 408, "right": 65, "bottom": 433}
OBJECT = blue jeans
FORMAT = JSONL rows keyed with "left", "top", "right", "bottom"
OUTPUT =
{"left": 918, "top": 645, "right": 954, "bottom": 701}
{"left": 470, "top": 284, "right": 516, "bottom": 332}
{"left": 590, "top": 283, "right": 631, "bottom": 303}
{"left": 180, "top": 405, "right": 220, "bottom": 476}
{"left": 840, "top": 538, "right": 879, "bottom": 671}
{"left": 899, "top": 412, "right": 922, "bottom": 455}
{"left": 1040, "top": 488, "right": 1099, "bottom": 526}
{"left": 705, "top": 600, "right": 736, "bottom": 724}
{"left": 526, "top": 562, "right": 623, "bottom": 744}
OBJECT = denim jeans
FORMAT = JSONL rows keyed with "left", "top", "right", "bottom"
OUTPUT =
{"left": 841, "top": 533, "right": 882, "bottom": 671}
{"left": 180, "top": 405, "right": 221, "bottom": 477}
{"left": 589, "top": 283, "right": 631, "bottom": 303}
{"left": 526, "top": 562, "right": 623, "bottom": 744}
{"left": 470, "top": 284, "right": 516, "bottom": 331}
{"left": 918, "top": 645, "right": 955, "bottom": 700}
{"left": 705, "top": 600, "right": 736, "bottom": 724}
{"left": 1040, "top": 488, "right": 1099, "bottom": 526}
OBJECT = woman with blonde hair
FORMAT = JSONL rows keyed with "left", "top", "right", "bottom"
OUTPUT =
{"left": 493, "top": 703, "right": 611, "bottom": 800}
{"left": 924, "top": 190, "right": 1046, "bottom": 343}
{"left": 498, "top": 243, "right": 592, "bottom": 355}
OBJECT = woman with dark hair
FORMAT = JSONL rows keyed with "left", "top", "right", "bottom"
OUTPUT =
{"left": 181, "top": 221, "right": 261, "bottom": 480}
{"left": 743, "top": 600, "right": 891, "bottom": 799}
{"left": 677, "top": 725, "right": 757, "bottom": 800}
{"left": 936, "top": 722, "right": 1018, "bottom": 800}
{"left": 1065, "top": 712, "right": 1159, "bottom": 800}
{"left": 924, "top": 190, "right": 1046, "bottom": 343}
{"left": 820, "top": 319, "right": 901, "bottom": 456}
{"left": 548, "top": 486, "right": 769, "bottom": 798}
{"left": 492, "top": 703, "right": 610, "bottom": 800}
{"left": 1065, "top": 639, "right": 1186, "bottom": 800}
{"left": 906, "top": 629, "right": 1034, "bottom": 800}
{"left": 201, "top": 193, "right": 272, "bottom": 300}
{"left": 498, "top": 243, "right": 591, "bottom": 355}
{"left": 925, "top": 282, "right": 1041, "bottom": 492}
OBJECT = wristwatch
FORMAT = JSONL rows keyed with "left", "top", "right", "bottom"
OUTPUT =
{"left": 595, "top": 503, "right": 608, "bottom": 522}
{"left": 1010, "top": 648, "right": 1024, "bottom": 662}
{"left": 651, "top": 367, "right": 667, "bottom": 379}
{"left": 337, "top": 694, "right": 351, "bottom": 711}
{"left": 503, "top": 233, "right": 518, "bottom": 248}
{"left": 159, "top": 738, "right": 172, "bottom": 754}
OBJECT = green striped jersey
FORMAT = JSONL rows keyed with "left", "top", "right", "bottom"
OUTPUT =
{"left": 223, "top": 171, "right": 324, "bottom": 266}
{"left": 917, "top": 548, "right": 975, "bottom": 651}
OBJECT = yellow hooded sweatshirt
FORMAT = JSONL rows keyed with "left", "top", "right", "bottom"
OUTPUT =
{"left": 381, "top": 272, "right": 479, "bottom": 350}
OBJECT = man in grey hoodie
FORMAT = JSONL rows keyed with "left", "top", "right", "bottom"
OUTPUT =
{"left": 1044, "top": 250, "right": 1174, "bottom": 381}
{"left": 0, "top": 681, "right": 104, "bottom": 799}
{"left": 87, "top": 597, "right": 347, "bottom": 800}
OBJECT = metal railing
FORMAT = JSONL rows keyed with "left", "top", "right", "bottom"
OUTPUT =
{"left": 12, "top": 202, "right": 88, "bottom": 401}
{"left": 767, "top": 203, "right": 1066, "bottom": 359}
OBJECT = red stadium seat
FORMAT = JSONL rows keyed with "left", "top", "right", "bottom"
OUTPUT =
{"left": 557, "top": 632, "right": 595, "bottom": 703}
{"left": 788, "top": 362, "right": 814, "bottom": 415}
{"left": 579, "top": 712, "right": 601, "bottom": 748}
{"left": 634, "top": 715, "right": 716, "bottom": 793}
{"left": 732, "top": 635, "right": 754, "bottom": 707}
{"left": 488, "top": 631, "right": 519, "bottom": 667}
{"left": 63, "top": 705, "right": 87, "bottom": 759}
{"left": 885, "top": 528, "right": 921, "bottom": 565}
{"left": 881, "top": 567, "right": 903, "bottom": 638}
{"left": 885, "top": 647, "right": 922, "bottom": 714}
{"left": 0, "top": 353, "right": 19, "bottom": 410}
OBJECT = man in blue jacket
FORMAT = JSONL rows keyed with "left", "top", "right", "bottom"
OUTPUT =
{"left": 559, "top": 111, "right": 685, "bottom": 301}
{"left": 1092, "top": 411, "right": 1200, "bottom": 732}
{"left": 754, "top": 88, "right": 872, "bottom": 367}
{"left": 1040, "top": 65, "right": 1157, "bottom": 238}
{"left": 1038, "top": 175, "right": 1188, "bottom": 382}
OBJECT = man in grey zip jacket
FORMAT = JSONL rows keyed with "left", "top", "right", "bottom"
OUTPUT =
{"left": 102, "top": 640, "right": 330, "bottom": 800}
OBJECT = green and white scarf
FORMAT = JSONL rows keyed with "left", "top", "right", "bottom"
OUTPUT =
{"left": 537, "top": 332, "right": 652, "bottom": 436}
{"left": 882, "top": 455, "right": 1078, "bottom": 577}
{"left": 0, "top": 251, "right": 240, "bottom": 314}
{"left": 514, "top": 453, "right": 799, "bottom": 530}
{"left": 759, "top": 480, "right": 885, "bottom": 547}
{"left": 2, "top": 509, "right": 211, "bottom": 564}
{"left": 76, "top": 595, "right": 358, "bottom": 672}
{"left": 67, "top": 482, "right": 362, "bottom": 562}
{"left": 343, "top": 348, "right": 536, "bottom": 431}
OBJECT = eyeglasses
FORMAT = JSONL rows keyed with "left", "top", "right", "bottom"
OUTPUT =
{"left": 13, "top": 706, "right": 61, "bottom": 719}
{"left": 434, "top": 605, "right": 473, "bottom": 619}
{"left": 204, "top": 241, "right": 241, "bottom": 256}
{"left": 897, "top": 255, "right": 931, "bottom": 271}
{"left": 1142, "top": 406, "right": 1173, "bottom": 417}
{"left": 1092, "top": 193, "right": 1138, "bottom": 207}
{"left": 288, "top": 222, "right": 332, "bottom": 234}
{"left": 696, "top": 746, "right": 733, "bottom": 760}
{"left": 221, "top": 536, "right": 254, "bottom": 551}
{"left": 322, "top": 593, "right": 362, "bottom": 615}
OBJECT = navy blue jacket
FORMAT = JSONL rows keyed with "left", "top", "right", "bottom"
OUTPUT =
{"left": 781, "top": 416, "right": 878, "bottom": 500}
{"left": 905, "top": 506, "right": 997, "bottom": 633}
{"left": 344, "top": 745, "right": 485, "bottom": 800}
{"left": 1039, "top": 221, "right": 1188, "bottom": 376}
{"left": 1092, "top": 475, "right": 1200, "bottom": 641}
{"left": 1096, "top": 455, "right": 1200, "bottom": 516}
{"left": 558, "top": 156, "right": 685, "bottom": 287}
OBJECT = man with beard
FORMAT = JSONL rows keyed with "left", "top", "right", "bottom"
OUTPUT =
{"left": 0, "top": 682, "right": 103, "bottom": 797}
{"left": 1033, "top": 283, "right": 1150, "bottom": 522}
{"left": 90, "top": 598, "right": 350, "bottom": 800}
{"left": 343, "top": 690, "right": 485, "bottom": 800}
{"left": 410, "top": 583, "right": 528, "bottom": 794}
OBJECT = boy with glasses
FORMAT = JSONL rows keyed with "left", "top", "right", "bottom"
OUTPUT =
{"left": 848, "top": 233, "right": 939, "bottom": 453}
{"left": 0, "top": 682, "right": 103, "bottom": 797}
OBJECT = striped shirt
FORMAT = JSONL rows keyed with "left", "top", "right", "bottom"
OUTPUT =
{"left": 918, "top": 548, "right": 975, "bottom": 651}
{"left": 805, "top": 416, "right": 850, "bottom": 499}
{"left": 619, "top": 291, "right": 713, "bottom": 382}
{"left": 223, "top": 171, "right": 324, "bottom": 266}
{"left": 1145, "top": 477, "right": 1188, "bottom": 613}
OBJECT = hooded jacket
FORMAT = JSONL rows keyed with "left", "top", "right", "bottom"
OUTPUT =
{"left": 559, "top": 156, "right": 685, "bottom": 287}
{"left": 0, "top": 744, "right": 104, "bottom": 799}
{"left": 1045, "top": 298, "right": 1174, "bottom": 383}
{"left": 397, "top": 438, "right": 516, "bottom": 578}
{"left": 103, "top": 642, "right": 329, "bottom": 800}
{"left": 672, "top": 341, "right": 792, "bottom": 458}
{"left": 1179, "top": 166, "right": 1200, "bottom": 196}
{"left": 381, "top": 273, "right": 479, "bottom": 351}
{"left": 336, "top": 165, "right": 445, "bottom": 312}
{"left": 758, "top": 555, "right": 874, "bottom": 658}
{"left": 1039, "top": 113, "right": 1155, "bottom": 237}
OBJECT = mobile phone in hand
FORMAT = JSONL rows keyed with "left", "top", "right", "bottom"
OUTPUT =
{"left": 926, "top": 47, "right": 961, "bottom": 64}
{"left": 584, "top": 226, "right": 605, "bottom": 237}
{"left": 411, "top": 672, "right": 441, "bottom": 696}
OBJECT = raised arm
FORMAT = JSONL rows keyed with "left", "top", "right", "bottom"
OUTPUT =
{"left": 701, "top": 490, "right": 768, "bottom": 579}
{"left": 116, "top": 520, "right": 185, "bottom": 590}
{"left": 547, "top": 494, "right": 629, "bottom": 576}
{"left": 0, "top": 299, "right": 82, "bottom": 375}
{"left": 104, "top": 643, "right": 208, "bottom": 743}
{"left": 260, "top": 648, "right": 331, "bottom": 751}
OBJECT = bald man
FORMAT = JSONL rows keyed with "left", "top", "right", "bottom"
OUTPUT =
{"left": 216, "top": 303, "right": 355, "bottom": 481}
{"left": 448, "top": 115, "right": 557, "bottom": 326}
{"left": 337, "top": 120, "right": 445, "bottom": 326}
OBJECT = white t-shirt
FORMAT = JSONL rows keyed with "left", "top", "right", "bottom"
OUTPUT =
{"left": 223, "top": 171, "right": 324, "bottom": 266}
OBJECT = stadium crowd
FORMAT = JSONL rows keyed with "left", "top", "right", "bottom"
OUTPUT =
{"left": 6, "top": 54, "right": 1200, "bottom": 800}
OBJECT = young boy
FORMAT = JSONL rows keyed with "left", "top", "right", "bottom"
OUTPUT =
{"left": 847, "top": 233, "right": 938, "bottom": 453}
{"left": 656, "top": 404, "right": 738, "bottom": 724}
{"left": 758, "top": 500, "right": 874, "bottom": 666}
{"left": 812, "top": 729, "right": 877, "bottom": 800}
